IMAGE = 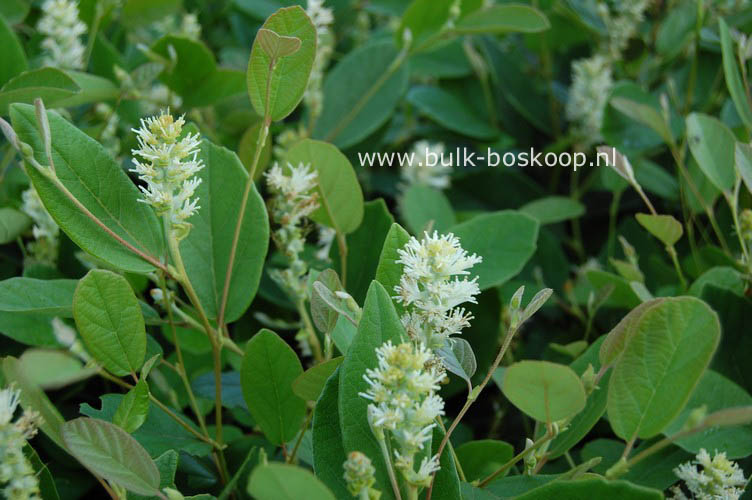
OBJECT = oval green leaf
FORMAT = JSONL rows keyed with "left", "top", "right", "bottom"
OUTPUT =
{"left": 635, "top": 213, "right": 683, "bottom": 247}
{"left": 313, "top": 40, "right": 409, "bottom": 148}
{"left": 179, "top": 129, "right": 269, "bottom": 323}
{"left": 248, "top": 463, "right": 335, "bottom": 500}
{"left": 240, "top": 329, "right": 305, "bottom": 445}
{"left": 62, "top": 417, "right": 161, "bottom": 496}
{"left": 407, "top": 86, "right": 498, "bottom": 140}
{"left": 454, "top": 4, "right": 550, "bottom": 34}
{"left": 247, "top": 6, "right": 316, "bottom": 121}
{"left": 0, "top": 277, "right": 77, "bottom": 316}
{"left": 502, "top": 360, "right": 586, "bottom": 423}
{"left": 285, "top": 139, "right": 364, "bottom": 234}
{"left": 686, "top": 112, "right": 736, "bottom": 194}
{"left": 73, "top": 270, "right": 146, "bottom": 377}
{"left": 607, "top": 297, "right": 721, "bottom": 440}
{"left": 10, "top": 103, "right": 165, "bottom": 273}
{"left": 449, "top": 211, "right": 539, "bottom": 290}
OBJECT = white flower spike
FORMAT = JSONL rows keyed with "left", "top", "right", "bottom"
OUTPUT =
{"left": 395, "top": 231, "right": 482, "bottom": 350}
{"left": 37, "top": 0, "right": 87, "bottom": 70}
{"left": 131, "top": 110, "right": 204, "bottom": 240}
{"left": 360, "top": 341, "right": 445, "bottom": 488}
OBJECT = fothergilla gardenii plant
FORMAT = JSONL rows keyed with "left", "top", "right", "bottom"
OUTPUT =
{"left": 1, "top": 1, "right": 752, "bottom": 500}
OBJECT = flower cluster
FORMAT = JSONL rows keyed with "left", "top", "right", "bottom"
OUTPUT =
{"left": 265, "top": 163, "right": 320, "bottom": 299}
{"left": 37, "top": 0, "right": 87, "bottom": 70}
{"left": 360, "top": 341, "right": 444, "bottom": 488}
{"left": 343, "top": 451, "right": 380, "bottom": 499}
{"left": 130, "top": 110, "right": 204, "bottom": 239}
{"left": 401, "top": 141, "right": 452, "bottom": 191}
{"left": 669, "top": 449, "right": 747, "bottom": 499}
{"left": 304, "top": 0, "right": 335, "bottom": 121}
{"left": 0, "top": 386, "right": 43, "bottom": 500}
{"left": 395, "top": 232, "right": 482, "bottom": 350}
{"left": 599, "top": 0, "right": 651, "bottom": 59}
{"left": 565, "top": 55, "right": 613, "bottom": 146}
{"left": 21, "top": 185, "right": 59, "bottom": 265}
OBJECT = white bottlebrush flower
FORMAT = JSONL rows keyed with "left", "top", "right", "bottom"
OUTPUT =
{"left": 265, "top": 163, "right": 320, "bottom": 300}
{"left": 670, "top": 449, "right": 747, "bottom": 500}
{"left": 304, "top": 0, "right": 334, "bottom": 121}
{"left": 0, "top": 386, "right": 43, "bottom": 500}
{"left": 130, "top": 110, "right": 204, "bottom": 240}
{"left": 360, "top": 341, "right": 444, "bottom": 488}
{"left": 37, "top": 0, "right": 87, "bottom": 70}
{"left": 600, "top": 0, "right": 651, "bottom": 59}
{"left": 394, "top": 231, "right": 482, "bottom": 350}
{"left": 343, "top": 451, "right": 379, "bottom": 499}
{"left": 566, "top": 55, "right": 613, "bottom": 146}
{"left": 401, "top": 141, "right": 452, "bottom": 190}
{"left": 21, "top": 185, "right": 59, "bottom": 265}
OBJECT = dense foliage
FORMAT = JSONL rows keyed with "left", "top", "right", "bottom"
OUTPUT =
{"left": 1, "top": 0, "right": 752, "bottom": 499}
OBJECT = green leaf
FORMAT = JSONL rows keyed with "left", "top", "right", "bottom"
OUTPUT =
{"left": 330, "top": 199, "right": 393, "bottom": 304}
{"left": 689, "top": 266, "right": 746, "bottom": 297}
{"left": 54, "top": 71, "right": 119, "bottom": 108}
{"left": 11, "top": 103, "right": 166, "bottom": 273}
{"left": 455, "top": 440, "right": 514, "bottom": 482}
{"left": 80, "top": 394, "right": 211, "bottom": 457}
{"left": 0, "top": 14, "right": 27, "bottom": 87}
{"left": 18, "top": 348, "right": 95, "bottom": 390}
{"left": 292, "top": 357, "right": 344, "bottom": 402}
{"left": 720, "top": 18, "right": 752, "bottom": 132}
{"left": 248, "top": 463, "right": 335, "bottom": 500}
{"left": 602, "top": 83, "right": 669, "bottom": 154}
{"left": 73, "top": 270, "right": 146, "bottom": 377}
{"left": 735, "top": 142, "right": 752, "bottom": 195}
{"left": 113, "top": 379, "right": 150, "bottom": 433}
{"left": 686, "top": 113, "right": 736, "bottom": 194}
{"left": 310, "top": 269, "right": 346, "bottom": 333}
{"left": 663, "top": 370, "right": 752, "bottom": 459}
{"left": 312, "top": 368, "right": 351, "bottom": 498}
{"left": 608, "top": 297, "right": 721, "bottom": 440}
{"left": 1, "top": 356, "right": 65, "bottom": 447}
{"left": 502, "top": 360, "right": 586, "bottom": 423}
{"left": 635, "top": 213, "right": 683, "bottom": 247}
{"left": 0, "top": 207, "right": 30, "bottom": 243}
{"left": 285, "top": 139, "right": 364, "bottom": 235}
{"left": 517, "top": 478, "right": 662, "bottom": 499}
{"left": 0, "top": 277, "right": 77, "bottom": 316}
{"left": 338, "top": 281, "right": 406, "bottom": 498}
{"left": 399, "top": 185, "right": 455, "bottom": 234}
{"left": 454, "top": 4, "right": 550, "bottom": 34}
{"left": 610, "top": 96, "right": 673, "bottom": 146}
{"left": 449, "top": 211, "right": 539, "bottom": 290}
{"left": 437, "top": 338, "right": 477, "bottom": 387}
{"left": 407, "top": 86, "right": 498, "bottom": 140}
{"left": 240, "top": 329, "right": 305, "bottom": 445}
{"left": 179, "top": 129, "right": 269, "bottom": 323}
{"left": 398, "top": 0, "right": 453, "bottom": 49}
{"left": 62, "top": 417, "right": 161, "bottom": 496}
{"left": 0, "top": 311, "right": 57, "bottom": 347}
{"left": 520, "top": 196, "right": 584, "bottom": 225}
{"left": 313, "top": 40, "right": 409, "bottom": 148}
{"left": 374, "top": 223, "right": 411, "bottom": 313}
{"left": 0, "top": 0, "right": 30, "bottom": 24}
{"left": 247, "top": 6, "right": 316, "bottom": 121}
{"left": 0, "top": 68, "right": 79, "bottom": 115}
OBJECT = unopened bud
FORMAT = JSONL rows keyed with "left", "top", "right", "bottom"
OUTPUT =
{"left": 684, "top": 405, "right": 708, "bottom": 431}
{"left": 581, "top": 364, "right": 597, "bottom": 393}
